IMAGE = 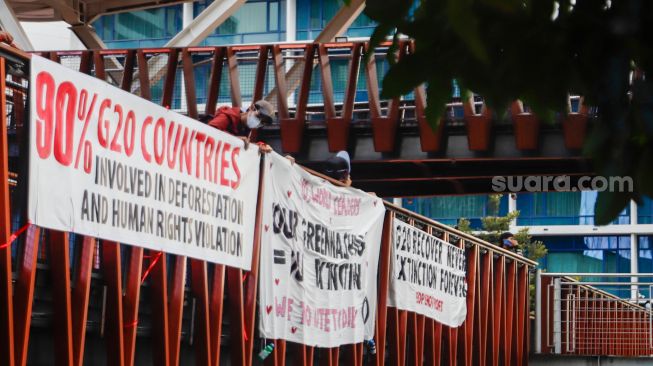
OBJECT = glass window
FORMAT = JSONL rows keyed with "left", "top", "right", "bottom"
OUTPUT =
{"left": 218, "top": 2, "right": 268, "bottom": 34}
{"left": 93, "top": 5, "right": 181, "bottom": 43}
{"left": 516, "top": 191, "right": 630, "bottom": 225}
{"left": 402, "top": 195, "right": 508, "bottom": 229}
{"left": 638, "top": 197, "right": 653, "bottom": 224}
{"left": 270, "top": 2, "right": 279, "bottom": 31}
{"left": 296, "top": 0, "right": 377, "bottom": 40}
{"left": 538, "top": 235, "right": 632, "bottom": 297}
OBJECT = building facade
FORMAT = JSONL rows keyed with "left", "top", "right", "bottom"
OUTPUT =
{"left": 404, "top": 193, "right": 653, "bottom": 298}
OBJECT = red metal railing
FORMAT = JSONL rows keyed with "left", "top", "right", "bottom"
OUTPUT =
{"left": 0, "top": 43, "right": 536, "bottom": 365}
{"left": 536, "top": 272, "right": 653, "bottom": 357}
{"left": 17, "top": 41, "right": 590, "bottom": 156}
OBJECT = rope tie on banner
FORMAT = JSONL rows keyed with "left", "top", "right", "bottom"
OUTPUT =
{"left": 0, "top": 221, "right": 31, "bottom": 250}
{"left": 141, "top": 251, "right": 163, "bottom": 284}
{"left": 243, "top": 325, "right": 248, "bottom": 342}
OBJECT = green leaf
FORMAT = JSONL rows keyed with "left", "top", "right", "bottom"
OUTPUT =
{"left": 445, "top": 0, "right": 487, "bottom": 62}
{"left": 380, "top": 53, "right": 428, "bottom": 98}
{"left": 594, "top": 191, "right": 631, "bottom": 226}
{"left": 365, "top": 23, "right": 394, "bottom": 64}
{"left": 424, "top": 77, "right": 454, "bottom": 129}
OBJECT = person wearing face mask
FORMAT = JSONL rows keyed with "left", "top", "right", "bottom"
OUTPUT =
{"left": 499, "top": 232, "right": 521, "bottom": 254}
{"left": 207, "top": 100, "right": 275, "bottom": 152}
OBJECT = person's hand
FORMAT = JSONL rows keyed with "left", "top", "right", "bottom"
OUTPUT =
{"left": 238, "top": 136, "right": 250, "bottom": 150}
{"left": 285, "top": 155, "right": 295, "bottom": 165}
{"left": 0, "top": 32, "right": 18, "bottom": 49}
{"left": 342, "top": 176, "right": 352, "bottom": 187}
{"left": 257, "top": 142, "right": 272, "bottom": 154}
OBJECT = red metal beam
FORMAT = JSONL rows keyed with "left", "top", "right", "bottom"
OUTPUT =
{"left": 227, "top": 47, "right": 242, "bottom": 108}
{"left": 504, "top": 261, "right": 517, "bottom": 365}
{"left": 102, "top": 241, "right": 126, "bottom": 366}
{"left": 49, "top": 231, "right": 74, "bottom": 365}
{"left": 136, "top": 50, "right": 152, "bottom": 101}
{"left": 182, "top": 48, "right": 198, "bottom": 119}
{"left": 374, "top": 211, "right": 393, "bottom": 366}
{"left": 491, "top": 257, "right": 505, "bottom": 366}
{"left": 190, "top": 259, "right": 212, "bottom": 366}
{"left": 149, "top": 250, "right": 170, "bottom": 366}
{"left": 121, "top": 50, "right": 136, "bottom": 92}
{"left": 71, "top": 236, "right": 95, "bottom": 366}
{"left": 123, "top": 247, "right": 143, "bottom": 366}
{"left": 167, "top": 255, "right": 187, "bottom": 366}
{"left": 162, "top": 49, "right": 180, "bottom": 108}
{"left": 13, "top": 226, "right": 40, "bottom": 366}
{"left": 0, "top": 56, "right": 15, "bottom": 366}
{"left": 209, "top": 264, "right": 225, "bottom": 366}
{"left": 205, "top": 47, "right": 225, "bottom": 116}
{"left": 459, "top": 245, "right": 478, "bottom": 366}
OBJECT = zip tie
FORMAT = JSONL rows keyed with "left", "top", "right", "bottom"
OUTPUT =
{"left": 141, "top": 251, "right": 163, "bottom": 284}
{"left": 0, "top": 222, "right": 31, "bottom": 250}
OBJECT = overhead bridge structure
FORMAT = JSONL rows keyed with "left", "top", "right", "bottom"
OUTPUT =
{"left": 13, "top": 40, "right": 594, "bottom": 197}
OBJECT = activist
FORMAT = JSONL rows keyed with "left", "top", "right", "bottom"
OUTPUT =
{"left": 207, "top": 100, "right": 275, "bottom": 153}
{"left": 323, "top": 151, "right": 352, "bottom": 187}
{"left": 500, "top": 232, "right": 521, "bottom": 253}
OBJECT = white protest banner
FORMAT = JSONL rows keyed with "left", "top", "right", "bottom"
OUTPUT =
{"left": 388, "top": 218, "right": 467, "bottom": 327}
{"left": 28, "top": 55, "right": 260, "bottom": 270}
{"left": 258, "top": 152, "right": 385, "bottom": 347}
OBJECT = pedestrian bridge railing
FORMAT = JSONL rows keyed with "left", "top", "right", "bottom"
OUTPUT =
{"left": 535, "top": 272, "right": 653, "bottom": 357}
{"left": 0, "top": 42, "right": 537, "bottom": 366}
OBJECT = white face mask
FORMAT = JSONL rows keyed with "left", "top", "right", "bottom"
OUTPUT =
{"left": 246, "top": 112, "right": 261, "bottom": 129}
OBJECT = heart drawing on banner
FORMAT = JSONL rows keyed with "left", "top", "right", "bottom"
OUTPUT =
{"left": 264, "top": 224, "right": 269, "bottom": 232}
{"left": 266, "top": 305, "right": 272, "bottom": 314}
{"left": 291, "top": 327, "right": 298, "bottom": 334}
{"left": 275, "top": 278, "right": 280, "bottom": 285}
{"left": 287, "top": 191, "right": 292, "bottom": 198}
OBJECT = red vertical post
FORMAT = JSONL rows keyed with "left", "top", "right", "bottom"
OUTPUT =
{"left": 226, "top": 47, "right": 242, "bottom": 108}
{"left": 516, "top": 264, "right": 528, "bottom": 365}
{"left": 491, "top": 256, "right": 504, "bottom": 366}
{"left": 121, "top": 50, "right": 136, "bottom": 91}
{"left": 102, "top": 241, "right": 126, "bottom": 366}
{"left": 181, "top": 49, "right": 198, "bottom": 119}
{"left": 71, "top": 237, "right": 95, "bottom": 366}
{"left": 49, "top": 231, "right": 74, "bottom": 365}
{"left": 209, "top": 264, "right": 225, "bottom": 366}
{"left": 13, "top": 226, "right": 40, "bottom": 366}
{"left": 161, "top": 49, "right": 179, "bottom": 108}
{"left": 136, "top": 50, "right": 152, "bottom": 101}
{"left": 476, "top": 250, "right": 491, "bottom": 365}
{"left": 503, "top": 261, "right": 516, "bottom": 364}
{"left": 205, "top": 47, "right": 225, "bottom": 116}
{"left": 123, "top": 247, "right": 143, "bottom": 366}
{"left": 167, "top": 256, "right": 187, "bottom": 366}
{"left": 0, "top": 56, "right": 15, "bottom": 366}
{"left": 149, "top": 250, "right": 170, "bottom": 366}
{"left": 459, "top": 245, "right": 477, "bottom": 366}
{"left": 374, "top": 211, "right": 393, "bottom": 366}
{"left": 190, "top": 259, "right": 212, "bottom": 366}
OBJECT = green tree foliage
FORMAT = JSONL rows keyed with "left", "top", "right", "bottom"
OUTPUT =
{"left": 457, "top": 195, "right": 547, "bottom": 263}
{"left": 363, "top": 0, "right": 653, "bottom": 225}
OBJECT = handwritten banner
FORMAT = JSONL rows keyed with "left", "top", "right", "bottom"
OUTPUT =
{"left": 28, "top": 55, "right": 260, "bottom": 269}
{"left": 258, "top": 152, "right": 385, "bottom": 347}
{"left": 388, "top": 219, "right": 467, "bottom": 327}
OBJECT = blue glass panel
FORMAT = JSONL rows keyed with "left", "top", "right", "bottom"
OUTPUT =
{"left": 516, "top": 191, "right": 630, "bottom": 225}
{"left": 638, "top": 197, "right": 653, "bottom": 224}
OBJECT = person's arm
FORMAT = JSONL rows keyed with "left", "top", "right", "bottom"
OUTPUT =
{"left": 208, "top": 113, "right": 230, "bottom": 131}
